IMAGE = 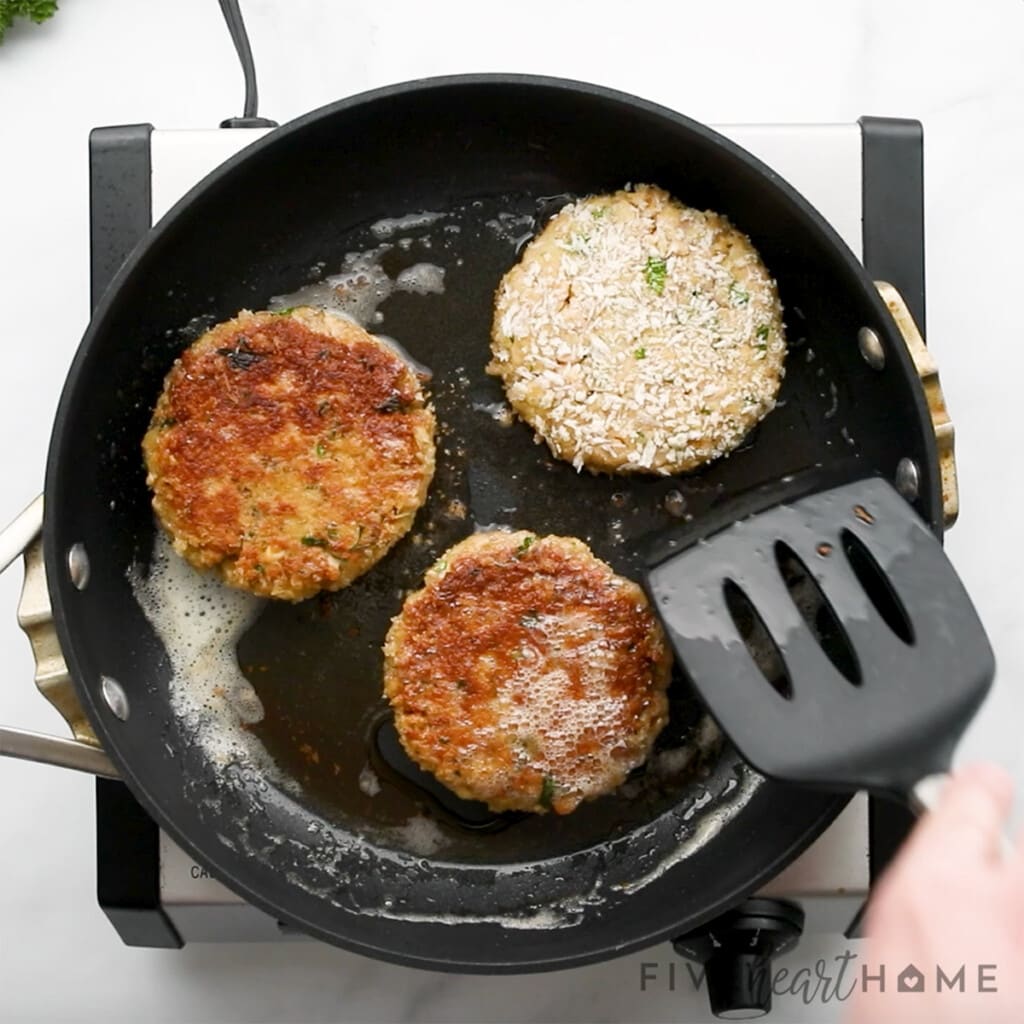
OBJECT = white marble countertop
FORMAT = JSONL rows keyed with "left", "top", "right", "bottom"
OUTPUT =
{"left": 2, "top": 1, "right": 1023, "bottom": 1021}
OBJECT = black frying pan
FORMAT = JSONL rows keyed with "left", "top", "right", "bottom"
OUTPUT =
{"left": 35, "top": 76, "right": 940, "bottom": 970}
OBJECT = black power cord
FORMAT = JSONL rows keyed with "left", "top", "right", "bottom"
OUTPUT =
{"left": 218, "top": 0, "right": 278, "bottom": 128}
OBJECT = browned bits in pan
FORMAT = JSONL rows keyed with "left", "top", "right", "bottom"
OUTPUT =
{"left": 853, "top": 504, "right": 875, "bottom": 524}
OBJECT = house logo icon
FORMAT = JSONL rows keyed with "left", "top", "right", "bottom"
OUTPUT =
{"left": 898, "top": 964, "right": 925, "bottom": 993}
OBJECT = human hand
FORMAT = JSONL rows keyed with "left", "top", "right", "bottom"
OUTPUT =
{"left": 846, "top": 763, "right": 1024, "bottom": 1024}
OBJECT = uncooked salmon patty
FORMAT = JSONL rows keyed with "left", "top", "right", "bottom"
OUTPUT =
{"left": 383, "top": 531, "right": 672, "bottom": 814}
{"left": 143, "top": 307, "right": 435, "bottom": 601}
{"left": 489, "top": 184, "right": 786, "bottom": 475}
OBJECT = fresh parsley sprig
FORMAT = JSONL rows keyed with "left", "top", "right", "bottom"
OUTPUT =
{"left": 0, "top": 1, "right": 58, "bottom": 44}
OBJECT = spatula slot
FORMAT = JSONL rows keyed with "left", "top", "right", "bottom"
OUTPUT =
{"left": 722, "top": 579, "right": 793, "bottom": 699}
{"left": 773, "top": 542, "right": 863, "bottom": 685}
{"left": 841, "top": 528, "right": 915, "bottom": 645}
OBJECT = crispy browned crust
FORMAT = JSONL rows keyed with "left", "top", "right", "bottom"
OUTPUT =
{"left": 143, "top": 307, "right": 435, "bottom": 601}
{"left": 383, "top": 532, "right": 672, "bottom": 814}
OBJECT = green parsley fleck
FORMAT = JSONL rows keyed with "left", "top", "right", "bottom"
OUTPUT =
{"left": 315, "top": 441, "right": 327, "bottom": 457}
{"left": 755, "top": 343, "right": 768, "bottom": 351}
{"left": 591, "top": 206, "right": 608, "bottom": 219}
{"left": 539, "top": 775, "right": 556, "bottom": 809}
{"left": 434, "top": 557, "right": 449, "bottom": 573}
{"left": 517, "top": 535, "right": 535, "bottom": 556}
{"left": 273, "top": 306, "right": 297, "bottom": 316}
{"left": 756, "top": 323, "right": 771, "bottom": 340}
{"left": 699, "top": 406, "right": 711, "bottom": 416}
{"left": 566, "top": 232, "right": 590, "bottom": 254}
{"left": 729, "top": 282, "right": 750, "bottom": 306}
{"left": 644, "top": 256, "right": 668, "bottom": 295}
{"left": 634, "top": 346, "right": 647, "bottom": 360}
{"left": 301, "top": 536, "right": 328, "bottom": 548}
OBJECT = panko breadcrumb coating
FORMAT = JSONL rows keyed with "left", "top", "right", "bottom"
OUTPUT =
{"left": 489, "top": 184, "right": 786, "bottom": 475}
{"left": 383, "top": 531, "right": 672, "bottom": 815}
{"left": 143, "top": 307, "right": 435, "bottom": 601}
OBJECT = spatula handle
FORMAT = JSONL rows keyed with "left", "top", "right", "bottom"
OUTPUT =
{"left": 910, "top": 773, "right": 1016, "bottom": 860}
{"left": 908, "top": 773, "right": 948, "bottom": 816}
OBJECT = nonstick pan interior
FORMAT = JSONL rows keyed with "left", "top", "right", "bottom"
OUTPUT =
{"left": 44, "top": 77, "right": 939, "bottom": 967}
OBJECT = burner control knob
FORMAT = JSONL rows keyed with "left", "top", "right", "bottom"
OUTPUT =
{"left": 672, "top": 898, "right": 805, "bottom": 1020}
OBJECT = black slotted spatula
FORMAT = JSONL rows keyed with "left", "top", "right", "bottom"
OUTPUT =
{"left": 645, "top": 476, "right": 995, "bottom": 814}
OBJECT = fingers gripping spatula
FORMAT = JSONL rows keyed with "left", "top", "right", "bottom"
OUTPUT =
{"left": 645, "top": 477, "right": 995, "bottom": 815}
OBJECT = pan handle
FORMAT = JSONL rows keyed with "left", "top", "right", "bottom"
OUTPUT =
{"left": 0, "top": 727, "right": 117, "bottom": 777}
{"left": 0, "top": 494, "right": 44, "bottom": 573}
{"left": 874, "top": 282, "right": 958, "bottom": 529}
{"left": 908, "top": 772, "right": 948, "bottom": 816}
{"left": 0, "top": 495, "right": 118, "bottom": 778}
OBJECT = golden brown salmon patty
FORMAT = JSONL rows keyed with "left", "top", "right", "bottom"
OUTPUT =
{"left": 143, "top": 307, "right": 435, "bottom": 601}
{"left": 383, "top": 531, "right": 672, "bottom": 814}
{"left": 489, "top": 184, "right": 786, "bottom": 475}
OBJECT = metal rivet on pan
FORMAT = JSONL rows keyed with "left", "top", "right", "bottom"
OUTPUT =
{"left": 101, "top": 676, "right": 129, "bottom": 721}
{"left": 858, "top": 327, "right": 885, "bottom": 370}
{"left": 895, "top": 458, "right": 920, "bottom": 500}
{"left": 67, "top": 543, "right": 91, "bottom": 591}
